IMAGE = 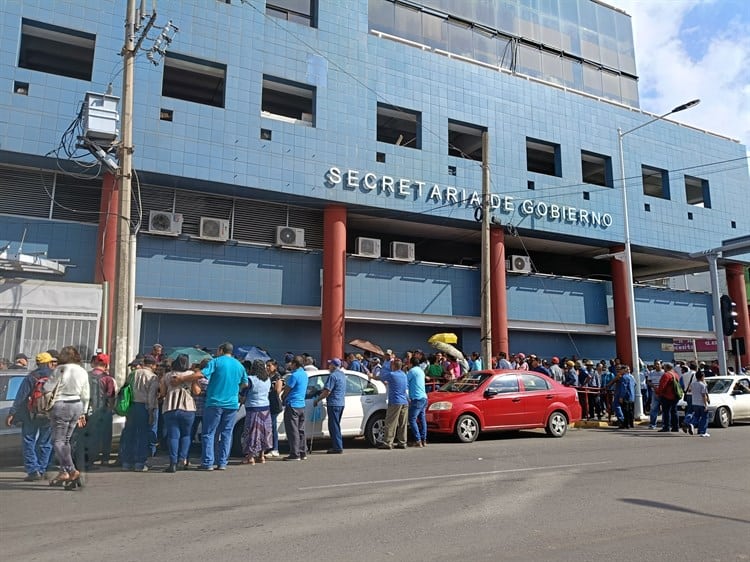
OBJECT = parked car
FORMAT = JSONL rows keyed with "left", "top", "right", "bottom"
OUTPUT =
{"left": 230, "top": 368, "right": 388, "bottom": 455}
{"left": 678, "top": 375, "right": 750, "bottom": 428}
{"left": 0, "top": 370, "right": 125, "bottom": 460}
{"left": 426, "top": 370, "right": 582, "bottom": 442}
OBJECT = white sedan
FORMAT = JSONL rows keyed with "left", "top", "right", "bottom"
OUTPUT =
{"left": 679, "top": 375, "right": 750, "bottom": 428}
{"left": 230, "top": 369, "right": 388, "bottom": 454}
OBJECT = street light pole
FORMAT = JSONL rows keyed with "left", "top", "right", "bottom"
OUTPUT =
{"left": 480, "top": 131, "right": 492, "bottom": 370}
{"left": 617, "top": 99, "right": 700, "bottom": 419}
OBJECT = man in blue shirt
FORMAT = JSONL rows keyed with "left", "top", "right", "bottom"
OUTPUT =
{"left": 406, "top": 356, "right": 428, "bottom": 448}
{"left": 183, "top": 342, "right": 247, "bottom": 470}
{"left": 617, "top": 365, "right": 636, "bottom": 429}
{"left": 281, "top": 356, "right": 308, "bottom": 460}
{"left": 314, "top": 358, "right": 346, "bottom": 454}
{"left": 370, "top": 357, "right": 408, "bottom": 449}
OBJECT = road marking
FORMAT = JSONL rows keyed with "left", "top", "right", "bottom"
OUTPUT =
{"left": 299, "top": 461, "right": 612, "bottom": 490}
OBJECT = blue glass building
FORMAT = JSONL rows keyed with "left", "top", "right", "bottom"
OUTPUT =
{"left": 0, "top": 0, "right": 748, "bottom": 365}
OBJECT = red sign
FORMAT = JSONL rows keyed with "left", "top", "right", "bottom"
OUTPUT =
{"left": 672, "top": 339, "right": 717, "bottom": 353}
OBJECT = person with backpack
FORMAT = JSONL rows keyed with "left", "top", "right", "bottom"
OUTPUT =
{"left": 4, "top": 352, "right": 56, "bottom": 481}
{"left": 657, "top": 362, "right": 681, "bottom": 433}
{"left": 84, "top": 353, "right": 116, "bottom": 468}
{"left": 45, "top": 346, "right": 90, "bottom": 485}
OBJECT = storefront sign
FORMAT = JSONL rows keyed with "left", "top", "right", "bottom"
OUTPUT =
{"left": 325, "top": 166, "right": 613, "bottom": 229}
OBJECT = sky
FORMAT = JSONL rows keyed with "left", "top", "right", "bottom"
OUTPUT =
{"left": 607, "top": 0, "right": 750, "bottom": 150}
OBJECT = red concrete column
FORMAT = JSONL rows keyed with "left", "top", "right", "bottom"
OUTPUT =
{"left": 95, "top": 172, "right": 119, "bottom": 353}
{"left": 490, "top": 227, "right": 509, "bottom": 358}
{"left": 609, "top": 245, "right": 633, "bottom": 369}
{"left": 726, "top": 263, "right": 750, "bottom": 367}
{"left": 321, "top": 205, "right": 347, "bottom": 363}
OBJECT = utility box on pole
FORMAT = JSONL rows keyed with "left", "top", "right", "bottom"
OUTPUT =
{"left": 83, "top": 92, "right": 120, "bottom": 142}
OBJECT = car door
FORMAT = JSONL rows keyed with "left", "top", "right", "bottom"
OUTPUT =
{"left": 480, "top": 374, "right": 525, "bottom": 428}
{"left": 519, "top": 373, "right": 554, "bottom": 425}
{"left": 732, "top": 378, "right": 750, "bottom": 418}
{"left": 342, "top": 374, "right": 367, "bottom": 435}
{"left": 304, "top": 374, "right": 328, "bottom": 437}
{"left": 0, "top": 373, "right": 25, "bottom": 452}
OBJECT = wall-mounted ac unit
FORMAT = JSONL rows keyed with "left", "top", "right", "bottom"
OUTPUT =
{"left": 199, "top": 217, "right": 230, "bottom": 242}
{"left": 276, "top": 226, "right": 305, "bottom": 248}
{"left": 148, "top": 210, "right": 183, "bottom": 236}
{"left": 390, "top": 241, "right": 415, "bottom": 262}
{"left": 355, "top": 237, "right": 381, "bottom": 258}
{"left": 508, "top": 254, "right": 532, "bottom": 273}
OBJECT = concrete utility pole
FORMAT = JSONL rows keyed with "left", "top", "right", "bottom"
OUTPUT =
{"left": 480, "top": 131, "right": 492, "bottom": 370}
{"left": 112, "top": 0, "right": 136, "bottom": 387}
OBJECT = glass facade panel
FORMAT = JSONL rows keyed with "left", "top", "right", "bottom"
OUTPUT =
{"left": 369, "top": 0, "right": 395, "bottom": 34}
{"left": 366, "top": 0, "right": 640, "bottom": 107}
{"left": 394, "top": 3, "right": 422, "bottom": 43}
{"left": 448, "top": 19, "right": 474, "bottom": 57}
{"left": 473, "top": 28, "right": 498, "bottom": 65}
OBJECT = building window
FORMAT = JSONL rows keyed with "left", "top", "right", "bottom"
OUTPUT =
{"left": 642, "top": 165, "right": 670, "bottom": 199}
{"left": 261, "top": 76, "right": 315, "bottom": 126}
{"left": 377, "top": 103, "right": 421, "bottom": 149}
{"left": 526, "top": 138, "right": 561, "bottom": 177}
{"left": 527, "top": 181, "right": 535, "bottom": 190}
{"left": 18, "top": 19, "right": 95, "bottom": 81}
{"left": 684, "top": 175, "right": 710, "bottom": 208}
{"left": 267, "top": 0, "right": 317, "bottom": 27}
{"left": 376, "top": 152, "right": 386, "bottom": 163}
{"left": 448, "top": 119, "right": 485, "bottom": 160}
{"left": 162, "top": 53, "right": 226, "bottom": 108}
{"left": 581, "top": 151, "right": 613, "bottom": 187}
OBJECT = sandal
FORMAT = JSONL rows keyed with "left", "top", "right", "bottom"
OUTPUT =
{"left": 258, "top": 456, "right": 266, "bottom": 464}
{"left": 242, "top": 456, "right": 255, "bottom": 465}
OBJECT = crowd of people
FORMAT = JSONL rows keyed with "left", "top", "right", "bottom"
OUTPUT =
{"left": 5, "top": 342, "right": 731, "bottom": 482}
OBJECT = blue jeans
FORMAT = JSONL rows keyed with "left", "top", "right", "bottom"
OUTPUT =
{"left": 201, "top": 406, "right": 237, "bottom": 468}
{"left": 164, "top": 409, "right": 195, "bottom": 464}
{"left": 21, "top": 417, "right": 53, "bottom": 475}
{"left": 149, "top": 407, "right": 160, "bottom": 457}
{"left": 649, "top": 395, "right": 661, "bottom": 426}
{"left": 326, "top": 405, "right": 344, "bottom": 451}
{"left": 121, "top": 402, "right": 151, "bottom": 469}
{"left": 408, "top": 398, "right": 428, "bottom": 442}
{"left": 691, "top": 404, "right": 709, "bottom": 435}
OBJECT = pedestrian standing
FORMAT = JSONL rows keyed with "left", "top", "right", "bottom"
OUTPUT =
{"left": 657, "top": 363, "right": 680, "bottom": 433}
{"left": 160, "top": 354, "right": 197, "bottom": 472}
{"left": 177, "top": 342, "right": 248, "bottom": 470}
{"left": 240, "top": 359, "right": 273, "bottom": 465}
{"left": 647, "top": 360, "right": 665, "bottom": 429}
{"left": 406, "top": 356, "right": 428, "bottom": 447}
{"left": 266, "top": 359, "right": 283, "bottom": 457}
{"left": 121, "top": 356, "right": 159, "bottom": 471}
{"left": 85, "top": 353, "right": 116, "bottom": 467}
{"left": 689, "top": 370, "right": 710, "bottom": 437}
{"left": 371, "top": 358, "right": 408, "bottom": 449}
{"left": 618, "top": 365, "right": 636, "bottom": 429}
{"left": 314, "top": 358, "right": 346, "bottom": 454}
{"left": 4, "top": 352, "right": 56, "bottom": 480}
{"left": 281, "top": 355, "right": 308, "bottom": 461}
{"left": 46, "top": 346, "right": 90, "bottom": 484}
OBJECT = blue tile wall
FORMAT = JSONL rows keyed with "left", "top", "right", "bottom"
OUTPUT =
{"left": 507, "top": 275, "right": 608, "bottom": 324}
{"left": 633, "top": 287, "right": 713, "bottom": 332}
{"left": 0, "top": 0, "right": 746, "bottom": 259}
{"left": 0, "top": 215, "right": 96, "bottom": 282}
{"left": 136, "top": 235, "right": 322, "bottom": 306}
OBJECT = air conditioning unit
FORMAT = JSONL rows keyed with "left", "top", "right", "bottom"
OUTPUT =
{"left": 275, "top": 226, "right": 306, "bottom": 248}
{"left": 390, "top": 241, "right": 415, "bottom": 262}
{"left": 508, "top": 254, "right": 532, "bottom": 273}
{"left": 148, "top": 210, "right": 183, "bottom": 236}
{"left": 355, "top": 237, "right": 381, "bottom": 258}
{"left": 199, "top": 217, "right": 230, "bottom": 242}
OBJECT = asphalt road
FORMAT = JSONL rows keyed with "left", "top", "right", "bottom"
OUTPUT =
{"left": 2, "top": 425, "right": 749, "bottom": 562}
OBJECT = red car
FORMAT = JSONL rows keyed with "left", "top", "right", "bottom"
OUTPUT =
{"left": 426, "top": 370, "right": 582, "bottom": 442}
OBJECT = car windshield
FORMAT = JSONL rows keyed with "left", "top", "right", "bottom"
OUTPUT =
{"left": 439, "top": 373, "right": 491, "bottom": 392}
{"left": 707, "top": 379, "right": 733, "bottom": 394}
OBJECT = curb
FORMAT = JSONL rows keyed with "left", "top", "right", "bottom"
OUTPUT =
{"left": 575, "top": 420, "right": 652, "bottom": 429}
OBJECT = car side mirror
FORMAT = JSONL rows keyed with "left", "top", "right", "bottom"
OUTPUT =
{"left": 484, "top": 388, "right": 499, "bottom": 398}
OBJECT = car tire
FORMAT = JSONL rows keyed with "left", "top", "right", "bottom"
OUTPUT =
{"left": 365, "top": 411, "right": 386, "bottom": 447}
{"left": 455, "top": 414, "right": 479, "bottom": 443}
{"left": 546, "top": 411, "right": 568, "bottom": 438}
{"left": 715, "top": 406, "right": 731, "bottom": 429}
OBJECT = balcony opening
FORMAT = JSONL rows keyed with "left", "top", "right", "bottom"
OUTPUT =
{"left": 581, "top": 150, "right": 613, "bottom": 187}
{"left": 162, "top": 53, "right": 226, "bottom": 108}
{"left": 685, "top": 175, "right": 710, "bottom": 208}
{"left": 642, "top": 165, "right": 670, "bottom": 199}
{"left": 377, "top": 103, "right": 421, "bottom": 149}
{"left": 19, "top": 19, "right": 95, "bottom": 81}
{"left": 448, "top": 119, "right": 485, "bottom": 161}
{"left": 262, "top": 76, "right": 315, "bottom": 126}
{"left": 526, "top": 138, "right": 561, "bottom": 177}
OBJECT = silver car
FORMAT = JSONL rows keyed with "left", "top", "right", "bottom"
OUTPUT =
{"left": 0, "top": 371, "right": 28, "bottom": 457}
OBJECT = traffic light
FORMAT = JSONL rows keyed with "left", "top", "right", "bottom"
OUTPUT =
{"left": 720, "top": 294, "right": 739, "bottom": 336}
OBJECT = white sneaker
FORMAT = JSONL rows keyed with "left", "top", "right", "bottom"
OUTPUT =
{"left": 700, "top": 433, "right": 711, "bottom": 438}
{"left": 269, "top": 450, "right": 279, "bottom": 457}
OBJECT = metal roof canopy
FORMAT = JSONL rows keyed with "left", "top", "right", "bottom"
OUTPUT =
{"left": 0, "top": 250, "right": 68, "bottom": 275}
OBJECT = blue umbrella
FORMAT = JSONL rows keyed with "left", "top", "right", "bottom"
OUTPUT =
{"left": 234, "top": 345, "right": 271, "bottom": 362}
